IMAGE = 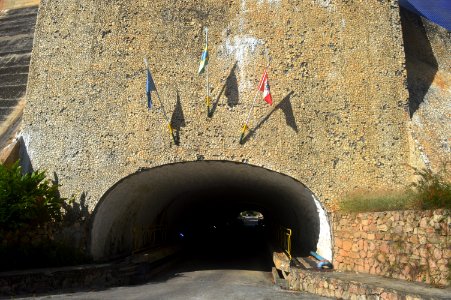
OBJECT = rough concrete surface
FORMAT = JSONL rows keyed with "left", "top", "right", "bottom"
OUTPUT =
{"left": 400, "top": 9, "right": 451, "bottom": 173}
{"left": 22, "top": 0, "right": 411, "bottom": 209}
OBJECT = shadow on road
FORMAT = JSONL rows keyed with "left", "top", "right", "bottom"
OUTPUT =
{"left": 148, "top": 225, "right": 274, "bottom": 283}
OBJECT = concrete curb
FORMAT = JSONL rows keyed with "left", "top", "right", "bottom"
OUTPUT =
{"left": 271, "top": 267, "right": 289, "bottom": 290}
{"left": 0, "top": 245, "right": 181, "bottom": 297}
{"left": 272, "top": 252, "right": 450, "bottom": 299}
{"left": 289, "top": 268, "right": 451, "bottom": 300}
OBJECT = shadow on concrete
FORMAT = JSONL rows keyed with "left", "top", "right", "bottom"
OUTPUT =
{"left": 208, "top": 62, "right": 238, "bottom": 118}
{"left": 225, "top": 62, "right": 239, "bottom": 108}
{"left": 62, "top": 192, "right": 91, "bottom": 226}
{"left": 400, "top": 7, "right": 438, "bottom": 117}
{"left": 240, "top": 91, "right": 296, "bottom": 145}
{"left": 18, "top": 136, "right": 33, "bottom": 173}
{"left": 51, "top": 173, "right": 91, "bottom": 227}
{"left": 170, "top": 90, "right": 186, "bottom": 145}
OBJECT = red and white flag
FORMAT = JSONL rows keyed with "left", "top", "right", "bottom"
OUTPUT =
{"left": 258, "top": 69, "right": 273, "bottom": 105}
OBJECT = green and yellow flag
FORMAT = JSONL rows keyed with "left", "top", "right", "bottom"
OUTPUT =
{"left": 198, "top": 45, "right": 208, "bottom": 74}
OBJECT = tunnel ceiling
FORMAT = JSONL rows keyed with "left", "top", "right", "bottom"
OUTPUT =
{"left": 90, "top": 161, "right": 323, "bottom": 261}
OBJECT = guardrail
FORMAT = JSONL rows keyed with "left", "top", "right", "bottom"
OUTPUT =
{"left": 277, "top": 226, "right": 292, "bottom": 260}
{"left": 132, "top": 225, "right": 167, "bottom": 253}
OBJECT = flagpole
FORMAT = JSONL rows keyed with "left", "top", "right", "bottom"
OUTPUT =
{"left": 239, "top": 62, "right": 271, "bottom": 144}
{"left": 144, "top": 58, "right": 174, "bottom": 141}
{"left": 154, "top": 89, "right": 174, "bottom": 140}
{"left": 205, "top": 27, "right": 211, "bottom": 116}
{"left": 240, "top": 88, "right": 260, "bottom": 143}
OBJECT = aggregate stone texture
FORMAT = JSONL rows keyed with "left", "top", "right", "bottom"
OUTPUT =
{"left": 332, "top": 209, "right": 450, "bottom": 287}
{"left": 288, "top": 267, "right": 451, "bottom": 300}
{"left": 22, "top": 0, "right": 412, "bottom": 214}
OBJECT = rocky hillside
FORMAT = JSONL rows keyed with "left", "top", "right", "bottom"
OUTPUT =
{"left": 401, "top": 8, "right": 451, "bottom": 173}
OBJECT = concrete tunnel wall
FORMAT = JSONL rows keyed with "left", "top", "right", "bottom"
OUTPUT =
{"left": 22, "top": 0, "right": 413, "bottom": 221}
{"left": 21, "top": 0, "right": 414, "bottom": 263}
{"left": 90, "top": 161, "right": 332, "bottom": 262}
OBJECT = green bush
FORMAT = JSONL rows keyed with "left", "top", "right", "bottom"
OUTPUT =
{"left": 410, "top": 166, "right": 451, "bottom": 210}
{"left": 0, "top": 161, "right": 90, "bottom": 270}
{"left": 0, "top": 161, "right": 65, "bottom": 231}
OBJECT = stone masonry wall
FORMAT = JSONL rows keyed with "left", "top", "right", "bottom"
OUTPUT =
{"left": 22, "top": 0, "right": 411, "bottom": 213}
{"left": 333, "top": 209, "right": 450, "bottom": 287}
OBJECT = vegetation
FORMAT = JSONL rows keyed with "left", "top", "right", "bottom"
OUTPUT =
{"left": 339, "top": 165, "right": 451, "bottom": 212}
{"left": 0, "top": 161, "right": 88, "bottom": 271}
{"left": 410, "top": 167, "right": 451, "bottom": 210}
{"left": 339, "top": 190, "right": 413, "bottom": 213}
{"left": 0, "top": 161, "right": 65, "bottom": 231}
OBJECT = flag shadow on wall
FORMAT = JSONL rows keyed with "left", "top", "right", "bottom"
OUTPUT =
{"left": 208, "top": 62, "right": 239, "bottom": 118}
{"left": 170, "top": 90, "right": 186, "bottom": 145}
{"left": 240, "top": 91, "right": 297, "bottom": 145}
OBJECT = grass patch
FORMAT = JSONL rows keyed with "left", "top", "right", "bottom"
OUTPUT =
{"left": 339, "top": 165, "right": 451, "bottom": 213}
{"left": 339, "top": 190, "right": 414, "bottom": 212}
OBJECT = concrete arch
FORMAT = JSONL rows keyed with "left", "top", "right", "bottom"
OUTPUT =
{"left": 90, "top": 161, "right": 332, "bottom": 262}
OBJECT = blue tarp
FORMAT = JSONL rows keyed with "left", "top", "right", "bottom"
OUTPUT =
{"left": 399, "top": 0, "right": 451, "bottom": 30}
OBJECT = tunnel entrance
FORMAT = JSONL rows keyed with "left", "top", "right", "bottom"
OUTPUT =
{"left": 90, "top": 161, "right": 332, "bottom": 264}
{"left": 176, "top": 208, "right": 272, "bottom": 272}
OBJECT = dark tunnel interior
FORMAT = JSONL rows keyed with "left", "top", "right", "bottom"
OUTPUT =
{"left": 90, "top": 161, "right": 331, "bottom": 267}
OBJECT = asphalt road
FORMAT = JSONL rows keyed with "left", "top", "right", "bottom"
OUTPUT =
{"left": 24, "top": 268, "right": 331, "bottom": 300}
{"left": 18, "top": 226, "right": 332, "bottom": 299}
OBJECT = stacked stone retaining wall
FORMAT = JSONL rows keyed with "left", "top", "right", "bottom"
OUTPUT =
{"left": 287, "top": 268, "right": 451, "bottom": 300}
{"left": 332, "top": 209, "right": 450, "bottom": 287}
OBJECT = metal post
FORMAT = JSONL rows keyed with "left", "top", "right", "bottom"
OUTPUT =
{"left": 239, "top": 62, "right": 270, "bottom": 144}
{"left": 205, "top": 27, "right": 211, "bottom": 115}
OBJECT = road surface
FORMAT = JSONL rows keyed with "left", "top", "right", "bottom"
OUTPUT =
{"left": 18, "top": 226, "right": 332, "bottom": 299}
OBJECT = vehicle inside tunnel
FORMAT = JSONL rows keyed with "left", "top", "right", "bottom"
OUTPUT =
{"left": 90, "top": 161, "right": 332, "bottom": 266}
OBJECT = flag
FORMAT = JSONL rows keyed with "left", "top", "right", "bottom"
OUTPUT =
{"left": 258, "top": 69, "right": 273, "bottom": 105}
{"left": 198, "top": 45, "right": 209, "bottom": 74}
{"left": 146, "top": 67, "right": 156, "bottom": 109}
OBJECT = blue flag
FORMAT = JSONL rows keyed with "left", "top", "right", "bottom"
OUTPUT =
{"left": 146, "top": 68, "right": 156, "bottom": 109}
